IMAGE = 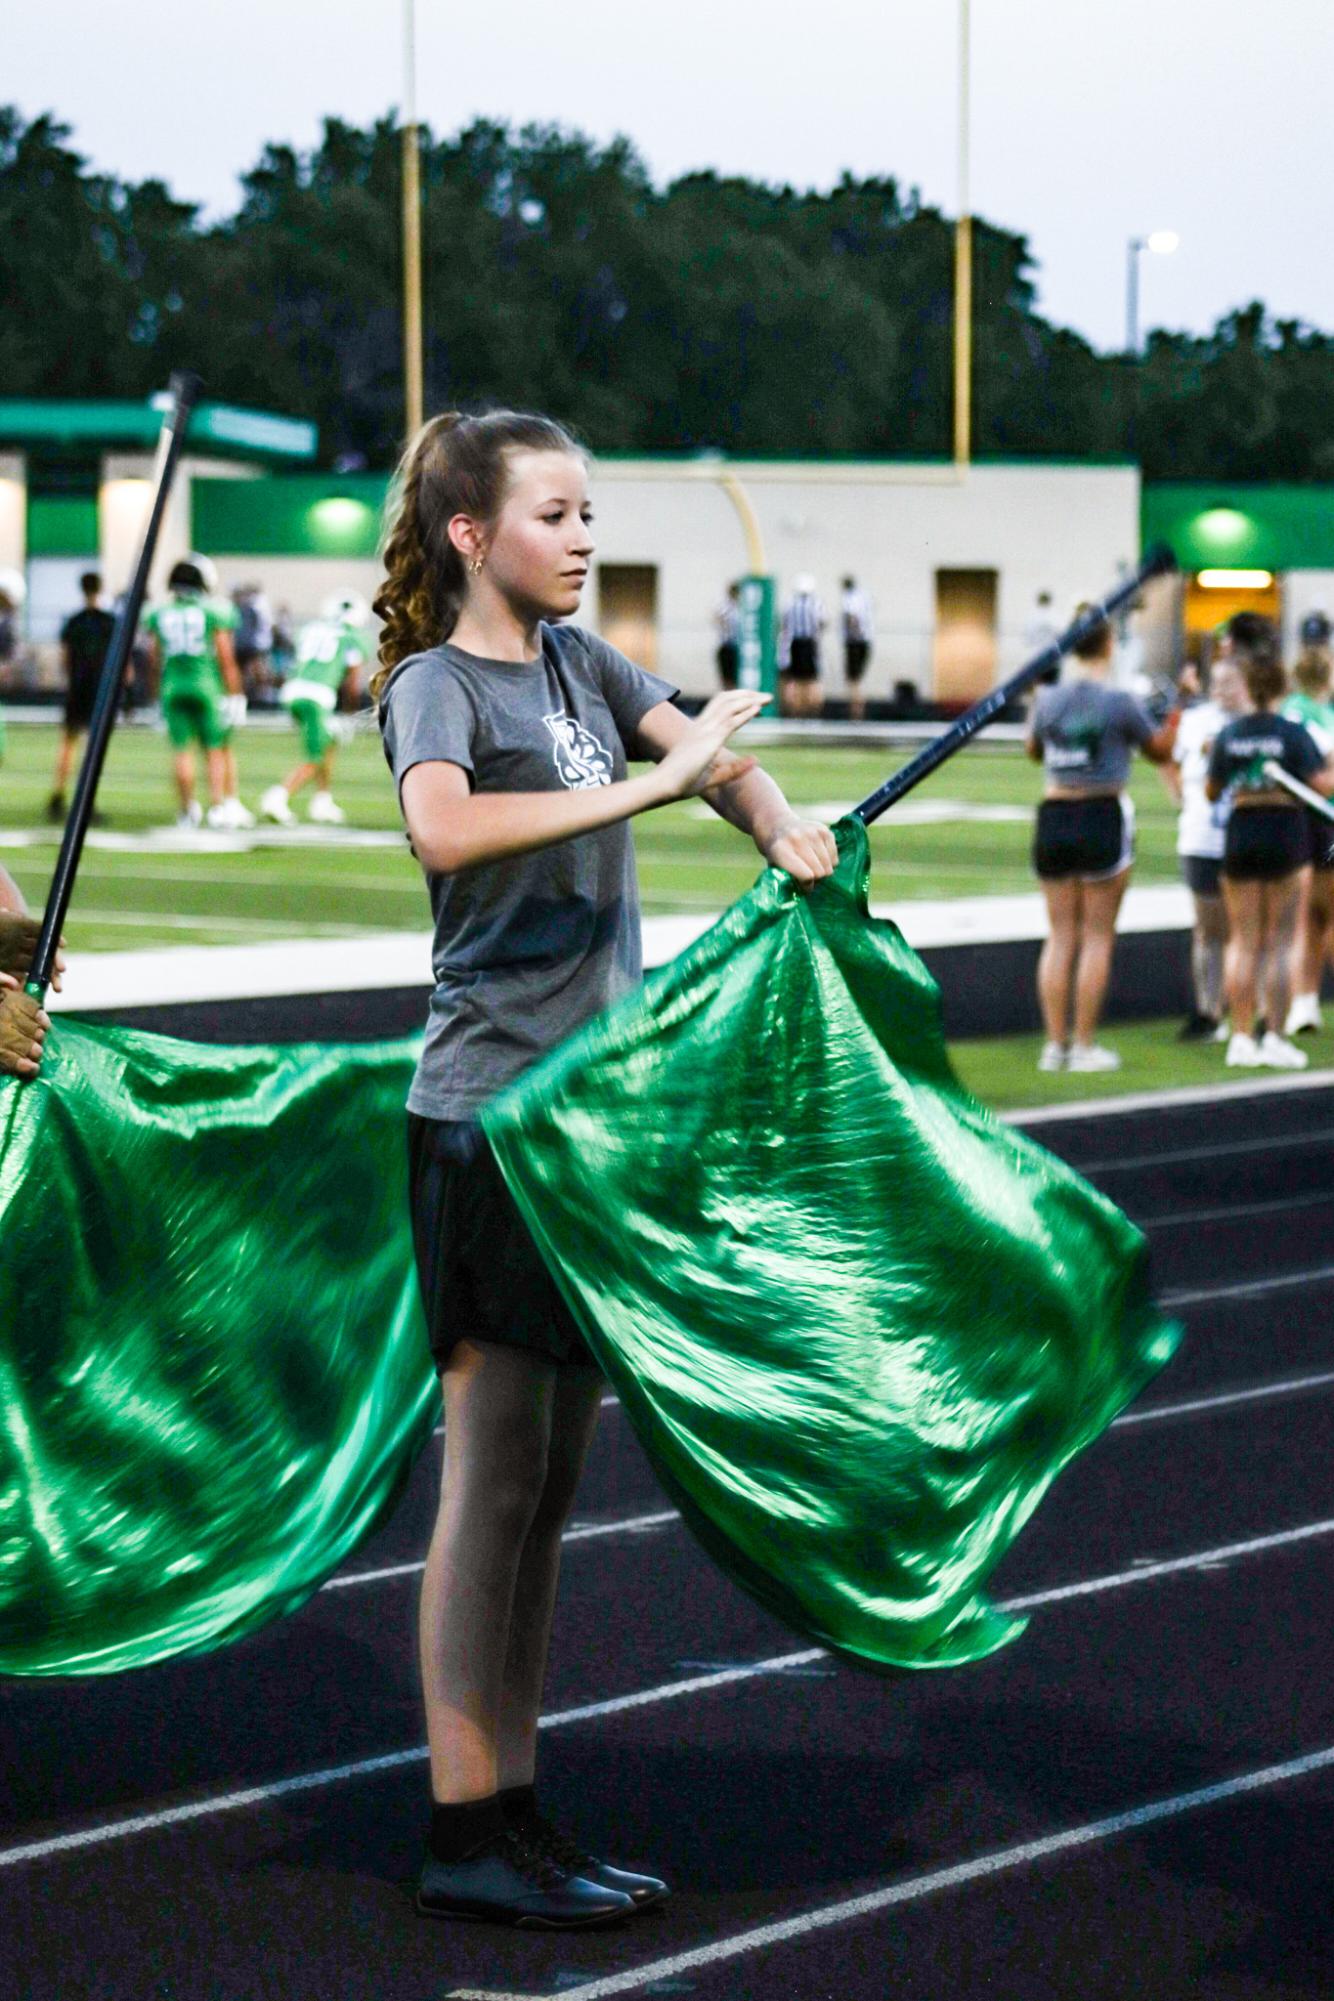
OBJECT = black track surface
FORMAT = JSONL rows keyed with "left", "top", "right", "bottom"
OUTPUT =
{"left": 5, "top": 1079, "right": 1334, "bottom": 2000}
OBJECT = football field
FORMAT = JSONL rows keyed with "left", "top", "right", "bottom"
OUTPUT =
{"left": 0, "top": 720, "right": 1184, "bottom": 955}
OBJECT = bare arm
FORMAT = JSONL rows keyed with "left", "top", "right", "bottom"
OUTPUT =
{"left": 635, "top": 700, "right": 838, "bottom": 884}
{"left": 214, "top": 629, "right": 242, "bottom": 696}
{"left": 400, "top": 689, "right": 770, "bottom": 876}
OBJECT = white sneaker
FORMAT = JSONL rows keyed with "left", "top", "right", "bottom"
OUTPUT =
{"left": 1225, "top": 1031, "right": 1263, "bottom": 1068}
{"left": 260, "top": 784, "right": 297, "bottom": 827}
{"left": 176, "top": 801, "right": 203, "bottom": 830}
{"left": 204, "top": 802, "right": 230, "bottom": 830}
{"left": 1066, "top": 1042, "right": 1121, "bottom": 1073}
{"left": 1213, "top": 1019, "right": 1231, "bottom": 1043}
{"left": 227, "top": 797, "right": 256, "bottom": 829}
{"left": 1037, "top": 1041, "right": 1066, "bottom": 1073}
{"left": 308, "top": 790, "right": 346, "bottom": 826}
{"left": 1259, "top": 1031, "right": 1309, "bottom": 1071}
{"left": 1285, "top": 993, "right": 1323, "bottom": 1036}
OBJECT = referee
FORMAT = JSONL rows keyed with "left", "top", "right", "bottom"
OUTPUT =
{"left": 48, "top": 572, "right": 115, "bottom": 824}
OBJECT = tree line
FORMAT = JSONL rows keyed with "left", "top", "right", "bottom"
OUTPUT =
{"left": 4, "top": 105, "right": 1332, "bottom": 480}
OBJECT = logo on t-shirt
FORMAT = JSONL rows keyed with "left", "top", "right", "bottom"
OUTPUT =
{"left": 543, "top": 713, "right": 613, "bottom": 790}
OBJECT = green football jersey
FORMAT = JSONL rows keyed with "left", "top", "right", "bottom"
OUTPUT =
{"left": 143, "top": 593, "right": 237, "bottom": 692}
{"left": 290, "top": 619, "right": 368, "bottom": 694}
{"left": 1283, "top": 690, "right": 1334, "bottom": 755}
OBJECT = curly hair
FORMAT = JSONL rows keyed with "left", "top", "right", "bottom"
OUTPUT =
{"left": 370, "top": 409, "right": 582, "bottom": 704}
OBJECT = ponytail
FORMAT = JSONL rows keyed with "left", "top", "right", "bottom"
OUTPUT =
{"left": 371, "top": 407, "right": 583, "bottom": 704}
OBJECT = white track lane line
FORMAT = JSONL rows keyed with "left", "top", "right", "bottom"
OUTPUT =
{"left": 1079, "top": 1126, "right": 1334, "bottom": 1176}
{"left": 322, "top": 1511, "right": 679, "bottom": 1591}
{"left": 346, "top": 1365, "right": 1334, "bottom": 1593}
{"left": 446, "top": 1741, "right": 1334, "bottom": 2001}
{"left": 4, "top": 1514, "right": 1331, "bottom": 1872}
{"left": 1163, "top": 1262, "right": 1334, "bottom": 1308}
{"left": 1143, "top": 1186, "right": 1334, "bottom": 1231}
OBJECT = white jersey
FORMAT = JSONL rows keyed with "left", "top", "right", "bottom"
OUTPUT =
{"left": 1174, "top": 700, "right": 1228, "bottom": 859}
{"left": 841, "top": 587, "right": 873, "bottom": 643}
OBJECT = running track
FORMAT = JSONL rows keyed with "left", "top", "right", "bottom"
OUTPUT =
{"left": 4, "top": 1078, "right": 1334, "bottom": 1999}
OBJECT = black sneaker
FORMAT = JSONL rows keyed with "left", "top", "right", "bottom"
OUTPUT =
{"left": 520, "top": 1809, "right": 669, "bottom": 1911}
{"left": 46, "top": 794, "right": 65, "bottom": 824}
{"left": 416, "top": 1825, "right": 633, "bottom": 1929}
{"left": 1177, "top": 1011, "right": 1219, "bottom": 1042}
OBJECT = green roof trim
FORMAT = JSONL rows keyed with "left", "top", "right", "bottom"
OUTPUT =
{"left": 0, "top": 400, "right": 317, "bottom": 463}
{"left": 192, "top": 474, "right": 388, "bottom": 555}
{"left": 1144, "top": 483, "right": 1334, "bottom": 571}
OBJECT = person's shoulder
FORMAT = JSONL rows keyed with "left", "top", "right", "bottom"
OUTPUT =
{"left": 543, "top": 622, "right": 604, "bottom": 667}
{"left": 381, "top": 645, "right": 475, "bottom": 709}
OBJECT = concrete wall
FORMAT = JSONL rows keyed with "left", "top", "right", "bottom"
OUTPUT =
{"left": 583, "top": 460, "right": 1142, "bottom": 697}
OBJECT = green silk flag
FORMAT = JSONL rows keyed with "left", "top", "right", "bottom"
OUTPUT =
{"left": 0, "top": 818, "right": 1177, "bottom": 1677}
{"left": 483, "top": 819, "right": 1180, "bottom": 1670}
{"left": 0, "top": 1027, "right": 435, "bottom": 1676}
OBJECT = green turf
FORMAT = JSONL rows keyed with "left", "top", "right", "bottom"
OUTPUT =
{"left": 0, "top": 719, "right": 1184, "bottom": 955}
{"left": 952, "top": 1016, "right": 1334, "bottom": 1112}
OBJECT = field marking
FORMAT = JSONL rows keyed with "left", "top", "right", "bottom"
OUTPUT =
{"left": 4, "top": 1513, "right": 1331, "bottom": 1872}
{"left": 1143, "top": 1187, "right": 1334, "bottom": 1232}
{"left": 322, "top": 1511, "right": 678, "bottom": 1591}
{"left": 1079, "top": 1126, "right": 1334, "bottom": 1175}
{"left": 1163, "top": 1263, "right": 1334, "bottom": 1309}
{"left": 1115, "top": 1368, "right": 1334, "bottom": 1427}
{"left": 446, "top": 1740, "right": 1334, "bottom": 2001}
{"left": 1011, "top": 1067, "right": 1334, "bottom": 1127}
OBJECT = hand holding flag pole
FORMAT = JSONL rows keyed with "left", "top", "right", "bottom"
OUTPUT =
{"left": 23, "top": 372, "right": 202, "bottom": 1003}
{"left": 851, "top": 544, "right": 1178, "bottom": 827}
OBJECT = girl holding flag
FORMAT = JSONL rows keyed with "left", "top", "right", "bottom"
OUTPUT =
{"left": 374, "top": 408, "right": 835, "bottom": 1930}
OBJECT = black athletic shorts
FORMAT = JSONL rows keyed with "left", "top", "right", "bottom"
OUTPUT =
{"left": 1223, "top": 806, "right": 1309, "bottom": 882}
{"left": 64, "top": 669, "right": 101, "bottom": 732}
{"left": 716, "top": 641, "right": 739, "bottom": 691}
{"left": 844, "top": 639, "right": 871, "bottom": 685}
{"left": 1181, "top": 854, "right": 1223, "bottom": 898}
{"left": 784, "top": 637, "right": 820, "bottom": 682}
{"left": 1033, "top": 795, "right": 1133, "bottom": 881}
{"left": 1306, "top": 808, "right": 1334, "bottom": 872}
{"left": 406, "top": 1113, "right": 597, "bottom": 1375}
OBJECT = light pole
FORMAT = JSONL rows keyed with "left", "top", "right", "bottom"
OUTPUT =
{"left": 953, "top": 0, "right": 972, "bottom": 470}
{"left": 401, "top": 0, "right": 425, "bottom": 438}
{"left": 1125, "top": 230, "right": 1178, "bottom": 355}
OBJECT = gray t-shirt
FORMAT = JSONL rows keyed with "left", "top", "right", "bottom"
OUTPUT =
{"left": 1029, "top": 679, "right": 1156, "bottom": 789}
{"left": 380, "top": 623, "right": 678, "bottom": 1119}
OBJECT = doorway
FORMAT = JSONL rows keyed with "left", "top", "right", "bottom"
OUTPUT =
{"left": 933, "top": 569, "right": 998, "bottom": 706}
{"left": 598, "top": 564, "right": 659, "bottom": 672}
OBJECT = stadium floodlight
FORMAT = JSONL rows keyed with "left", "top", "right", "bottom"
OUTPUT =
{"left": 1126, "top": 230, "right": 1180, "bottom": 354}
{"left": 1197, "top": 569, "right": 1274, "bottom": 590}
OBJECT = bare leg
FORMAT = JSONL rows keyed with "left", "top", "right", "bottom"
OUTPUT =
{"left": 1222, "top": 877, "right": 1263, "bottom": 1036}
{"left": 1295, "top": 871, "right": 1333, "bottom": 1003}
{"left": 1072, "top": 870, "right": 1129, "bottom": 1046}
{"left": 420, "top": 1340, "right": 555, "bottom": 1804}
{"left": 173, "top": 749, "right": 196, "bottom": 813}
{"left": 497, "top": 1366, "right": 603, "bottom": 1789}
{"left": 283, "top": 759, "right": 320, "bottom": 800}
{"left": 53, "top": 731, "right": 79, "bottom": 794}
{"left": 1037, "top": 878, "right": 1080, "bottom": 1045}
{"left": 206, "top": 747, "right": 229, "bottom": 808}
{"left": 1262, "top": 870, "right": 1305, "bottom": 1034}
{"left": 1191, "top": 892, "right": 1227, "bottom": 1019}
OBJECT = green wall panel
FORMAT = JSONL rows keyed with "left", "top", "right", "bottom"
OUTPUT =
{"left": 27, "top": 494, "right": 99, "bottom": 556}
{"left": 1143, "top": 484, "right": 1334, "bottom": 571}
{"left": 192, "top": 475, "right": 390, "bottom": 556}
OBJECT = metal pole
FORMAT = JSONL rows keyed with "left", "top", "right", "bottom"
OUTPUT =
{"left": 25, "top": 373, "right": 202, "bottom": 998}
{"left": 401, "top": 0, "right": 425, "bottom": 438}
{"left": 1125, "top": 236, "right": 1142, "bottom": 356}
{"left": 953, "top": 0, "right": 972, "bottom": 470}
{"left": 852, "top": 544, "right": 1177, "bottom": 827}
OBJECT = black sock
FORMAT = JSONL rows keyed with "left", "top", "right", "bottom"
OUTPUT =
{"left": 497, "top": 1782, "right": 539, "bottom": 1826}
{"left": 428, "top": 1794, "right": 508, "bottom": 1863}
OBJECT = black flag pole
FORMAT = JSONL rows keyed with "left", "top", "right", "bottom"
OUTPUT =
{"left": 852, "top": 543, "right": 1178, "bottom": 828}
{"left": 25, "top": 371, "right": 202, "bottom": 1002}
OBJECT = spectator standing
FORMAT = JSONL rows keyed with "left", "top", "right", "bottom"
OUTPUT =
{"left": 48, "top": 571, "right": 116, "bottom": 824}
{"left": 715, "top": 582, "right": 741, "bottom": 691}
{"left": 1282, "top": 610, "right": 1334, "bottom": 1033}
{"left": 779, "top": 575, "right": 826, "bottom": 718}
{"left": 840, "top": 575, "right": 874, "bottom": 722}
{"left": 1205, "top": 615, "right": 1331, "bottom": 1070}
{"left": 1026, "top": 609, "right": 1178, "bottom": 1073}
{"left": 233, "top": 584, "right": 275, "bottom": 702}
{"left": 1163, "top": 652, "right": 1247, "bottom": 1039}
{"left": 1024, "top": 590, "right": 1061, "bottom": 689}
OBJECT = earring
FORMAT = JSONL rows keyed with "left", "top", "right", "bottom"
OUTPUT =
{"left": 469, "top": 557, "right": 484, "bottom": 578}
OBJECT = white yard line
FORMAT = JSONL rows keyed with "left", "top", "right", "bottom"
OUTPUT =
{"left": 322, "top": 1511, "right": 679, "bottom": 1591}
{"left": 2, "top": 1514, "right": 1329, "bottom": 1871}
{"left": 1163, "top": 1263, "right": 1334, "bottom": 1309}
{"left": 446, "top": 1741, "right": 1334, "bottom": 2001}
